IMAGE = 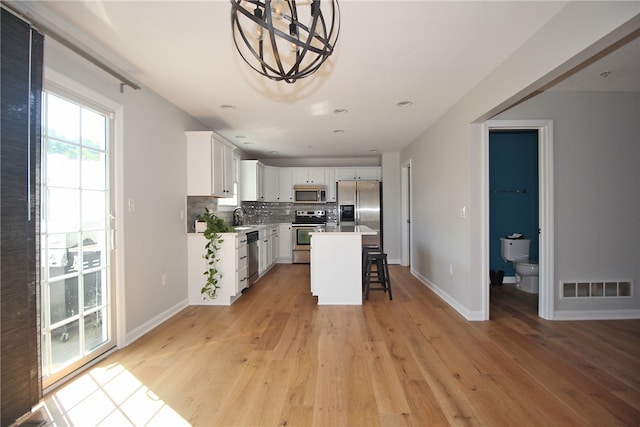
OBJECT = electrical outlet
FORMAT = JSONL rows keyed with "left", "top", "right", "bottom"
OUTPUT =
{"left": 128, "top": 198, "right": 135, "bottom": 212}
{"left": 459, "top": 206, "right": 466, "bottom": 218}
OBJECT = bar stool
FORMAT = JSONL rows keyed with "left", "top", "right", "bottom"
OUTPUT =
{"left": 363, "top": 249, "right": 392, "bottom": 300}
{"left": 362, "top": 246, "right": 379, "bottom": 291}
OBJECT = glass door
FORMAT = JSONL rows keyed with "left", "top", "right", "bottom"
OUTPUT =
{"left": 40, "top": 90, "right": 115, "bottom": 388}
{"left": 294, "top": 227, "right": 313, "bottom": 249}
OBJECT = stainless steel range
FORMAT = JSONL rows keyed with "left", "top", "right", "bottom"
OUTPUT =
{"left": 292, "top": 210, "right": 327, "bottom": 264}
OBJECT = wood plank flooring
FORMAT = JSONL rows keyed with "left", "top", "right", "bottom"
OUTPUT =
{"left": 40, "top": 264, "right": 640, "bottom": 426}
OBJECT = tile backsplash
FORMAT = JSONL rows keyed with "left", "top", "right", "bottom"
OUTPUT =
{"left": 186, "top": 197, "right": 337, "bottom": 232}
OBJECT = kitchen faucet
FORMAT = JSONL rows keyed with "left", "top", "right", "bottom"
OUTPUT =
{"left": 232, "top": 207, "right": 246, "bottom": 226}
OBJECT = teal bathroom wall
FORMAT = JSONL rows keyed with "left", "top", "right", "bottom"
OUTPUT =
{"left": 489, "top": 130, "right": 539, "bottom": 275}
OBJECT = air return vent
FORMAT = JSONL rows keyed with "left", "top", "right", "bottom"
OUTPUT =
{"left": 561, "top": 281, "right": 633, "bottom": 298}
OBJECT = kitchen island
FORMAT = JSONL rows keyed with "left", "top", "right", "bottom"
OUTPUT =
{"left": 309, "top": 224, "right": 377, "bottom": 305}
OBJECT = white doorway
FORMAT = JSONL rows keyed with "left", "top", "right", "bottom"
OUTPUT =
{"left": 482, "top": 120, "right": 554, "bottom": 320}
{"left": 401, "top": 159, "right": 412, "bottom": 267}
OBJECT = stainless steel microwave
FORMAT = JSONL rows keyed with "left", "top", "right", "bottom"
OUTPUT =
{"left": 293, "top": 185, "right": 327, "bottom": 203}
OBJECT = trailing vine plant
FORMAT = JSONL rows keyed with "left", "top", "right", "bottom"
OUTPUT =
{"left": 197, "top": 208, "right": 234, "bottom": 300}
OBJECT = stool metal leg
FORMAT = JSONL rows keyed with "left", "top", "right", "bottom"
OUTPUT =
{"left": 383, "top": 255, "right": 392, "bottom": 300}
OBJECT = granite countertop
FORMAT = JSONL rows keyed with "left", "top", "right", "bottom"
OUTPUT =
{"left": 187, "top": 223, "right": 281, "bottom": 235}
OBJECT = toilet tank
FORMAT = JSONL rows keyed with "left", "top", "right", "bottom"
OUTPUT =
{"left": 501, "top": 238, "right": 530, "bottom": 261}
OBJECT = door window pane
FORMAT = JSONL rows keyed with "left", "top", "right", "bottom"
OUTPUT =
{"left": 48, "top": 188, "right": 79, "bottom": 233}
{"left": 81, "top": 108, "right": 106, "bottom": 150}
{"left": 84, "top": 269, "right": 105, "bottom": 310}
{"left": 46, "top": 140, "right": 79, "bottom": 187}
{"left": 85, "top": 309, "right": 108, "bottom": 351}
{"left": 46, "top": 94, "right": 80, "bottom": 143}
{"left": 49, "top": 277, "right": 79, "bottom": 325}
{"left": 46, "top": 232, "right": 79, "bottom": 278}
{"left": 51, "top": 320, "right": 80, "bottom": 368}
{"left": 82, "top": 148, "right": 106, "bottom": 190}
{"left": 82, "top": 190, "right": 106, "bottom": 230}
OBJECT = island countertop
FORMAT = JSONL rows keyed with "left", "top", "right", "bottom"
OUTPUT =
{"left": 309, "top": 224, "right": 377, "bottom": 235}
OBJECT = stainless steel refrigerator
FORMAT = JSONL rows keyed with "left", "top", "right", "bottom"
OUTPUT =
{"left": 336, "top": 180, "right": 382, "bottom": 249}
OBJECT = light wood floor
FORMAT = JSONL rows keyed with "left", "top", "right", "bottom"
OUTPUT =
{"left": 41, "top": 264, "right": 640, "bottom": 426}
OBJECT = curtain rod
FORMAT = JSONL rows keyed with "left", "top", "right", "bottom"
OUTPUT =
{"left": 2, "top": 1, "right": 141, "bottom": 92}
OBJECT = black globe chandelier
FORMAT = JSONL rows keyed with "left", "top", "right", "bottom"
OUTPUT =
{"left": 230, "top": 0, "right": 340, "bottom": 84}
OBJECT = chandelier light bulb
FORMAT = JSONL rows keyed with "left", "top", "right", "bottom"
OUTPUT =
{"left": 253, "top": 24, "right": 264, "bottom": 40}
{"left": 271, "top": 0, "right": 285, "bottom": 20}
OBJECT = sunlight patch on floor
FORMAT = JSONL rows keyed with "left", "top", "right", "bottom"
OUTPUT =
{"left": 42, "top": 363, "right": 190, "bottom": 426}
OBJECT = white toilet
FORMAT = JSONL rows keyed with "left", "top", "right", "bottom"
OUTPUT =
{"left": 500, "top": 237, "right": 539, "bottom": 294}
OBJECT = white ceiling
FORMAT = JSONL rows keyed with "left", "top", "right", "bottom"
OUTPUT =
{"left": 9, "top": 1, "right": 638, "bottom": 161}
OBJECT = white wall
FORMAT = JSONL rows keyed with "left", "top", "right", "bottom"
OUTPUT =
{"left": 44, "top": 38, "right": 207, "bottom": 342}
{"left": 496, "top": 91, "right": 640, "bottom": 316}
{"left": 382, "top": 152, "right": 401, "bottom": 263}
{"left": 400, "top": 2, "right": 639, "bottom": 320}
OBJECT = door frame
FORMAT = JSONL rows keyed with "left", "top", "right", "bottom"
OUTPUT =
{"left": 401, "top": 159, "right": 412, "bottom": 267}
{"left": 481, "top": 119, "right": 554, "bottom": 320}
{"left": 44, "top": 69, "right": 126, "bottom": 364}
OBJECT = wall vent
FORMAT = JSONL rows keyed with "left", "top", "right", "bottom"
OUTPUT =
{"left": 561, "top": 280, "right": 633, "bottom": 299}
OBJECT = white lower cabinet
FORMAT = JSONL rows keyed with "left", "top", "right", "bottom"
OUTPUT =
{"left": 258, "top": 227, "right": 269, "bottom": 275}
{"left": 270, "top": 226, "right": 279, "bottom": 265}
{"left": 188, "top": 234, "right": 245, "bottom": 305}
{"left": 278, "top": 223, "right": 292, "bottom": 263}
{"left": 237, "top": 234, "right": 248, "bottom": 293}
{"left": 256, "top": 225, "right": 280, "bottom": 278}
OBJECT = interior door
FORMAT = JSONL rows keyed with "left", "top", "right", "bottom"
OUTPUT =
{"left": 40, "top": 89, "right": 116, "bottom": 388}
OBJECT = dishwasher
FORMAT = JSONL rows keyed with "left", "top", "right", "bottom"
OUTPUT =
{"left": 246, "top": 231, "right": 259, "bottom": 288}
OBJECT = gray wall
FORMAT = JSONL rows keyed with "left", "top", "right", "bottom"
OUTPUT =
{"left": 401, "top": 2, "right": 638, "bottom": 320}
{"left": 496, "top": 91, "right": 640, "bottom": 314}
{"left": 44, "top": 38, "right": 206, "bottom": 343}
{"left": 382, "top": 152, "right": 402, "bottom": 263}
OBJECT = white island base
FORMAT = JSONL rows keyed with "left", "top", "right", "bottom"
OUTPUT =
{"left": 310, "top": 225, "right": 377, "bottom": 305}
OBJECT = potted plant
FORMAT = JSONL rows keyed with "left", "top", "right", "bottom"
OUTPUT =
{"left": 196, "top": 208, "right": 234, "bottom": 300}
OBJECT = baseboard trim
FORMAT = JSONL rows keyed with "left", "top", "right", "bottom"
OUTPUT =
{"left": 125, "top": 299, "right": 189, "bottom": 346}
{"left": 410, "top": 268, "right": 484, "bottom": 321}
{"left": 553, "top": 309, "right": 640, "bottom": 321}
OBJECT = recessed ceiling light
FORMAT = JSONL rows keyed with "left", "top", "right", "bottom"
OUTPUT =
{"left": 220, "top": 104, "right": 236, "bottom": 110}
{"left": 269, "top": 150, "right": 278, "bottom": 154}
{"left": 369, "top": 149, "right": 379, "bottom": 153}
{"left": 333, "top": 129, "right": 345, "bottom": 134}
{"left": 235, "top": 135, "right": 246, "bottom": 139}
{"left": 397, "top": 101, "right": 413, "bottom": 107}
{"left": 333, "top": 108, "right": 348, "bottom": 114}
{"left": 243, "top": 141, "right": 253, "bottom": 145}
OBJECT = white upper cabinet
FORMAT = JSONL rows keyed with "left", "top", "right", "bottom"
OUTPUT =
{"left": 212, "top": 140, "right": 235, "bottom": 197}
{"left": 186, "top": 131, "right": 235, "bottom": 197}
{"left": 325, "top": 168, "right": 336, "bottom": 202}
{"left": 262, "top": 166, "right": 279, "bottom": 202}
{"left": 292, "top": 167, "right": 326, "bottom": 185}
{"left": 334, "top": 167, "right": 381, "bottom": 181}
{"left": 240, "top": 160, "right": 264, "bottom": 201}
{"left": 278, "top": 168, "right": 294, "bottom": 202}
